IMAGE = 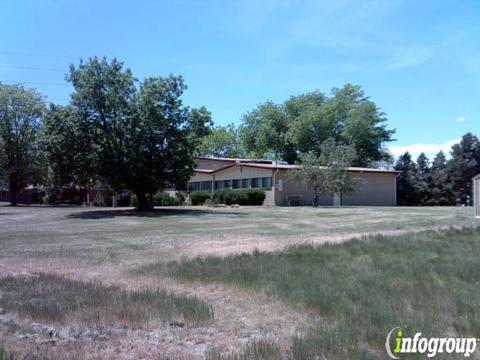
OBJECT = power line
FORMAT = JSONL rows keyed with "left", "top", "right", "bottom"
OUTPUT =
{"left": 0, "top": 80, "right": 70, "bottom": 87}
{"left": 0, "top": 51, "right": 81, "bottom": 60}
{"left": 0, "top": 65, "right": 66, "bottom": 72}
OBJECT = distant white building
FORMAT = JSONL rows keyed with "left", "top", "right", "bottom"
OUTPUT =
{"left": 474, "top": 174, "right": 480, "bottom": 218}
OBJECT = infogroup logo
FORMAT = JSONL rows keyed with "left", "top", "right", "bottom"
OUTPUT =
{"left": 385, "top": 327, "right": 477, "bottom": 358}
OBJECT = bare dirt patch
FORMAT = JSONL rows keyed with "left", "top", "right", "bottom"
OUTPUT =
{"left": 0, "top": 259, "right": 316, "bottom": 359}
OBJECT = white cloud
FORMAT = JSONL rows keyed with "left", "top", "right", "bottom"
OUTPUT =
{"left": 456, "top": 116, "right": 466, "bottom": 122}
{"left": 384, "top": 47, "right": 433, "bottom": 70}
{"left": 388, "top": 138, "right": 460, "bottom": 160}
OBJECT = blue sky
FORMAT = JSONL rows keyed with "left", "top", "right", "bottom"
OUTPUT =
{"left": 1, "top": 0, "right": 479, "bottom": 159}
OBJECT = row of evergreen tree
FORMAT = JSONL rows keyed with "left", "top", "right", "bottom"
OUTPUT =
{"left": 394, "top": 132, "right": 480, "bottom": 206}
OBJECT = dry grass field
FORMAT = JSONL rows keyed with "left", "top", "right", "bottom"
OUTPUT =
{"left": 0, "top": 204, "right": 477, "bottom": 359}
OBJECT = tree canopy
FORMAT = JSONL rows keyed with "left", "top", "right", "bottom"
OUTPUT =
{"left": 240, "top": 84, "right": 395, "bottom": 166}
{"left": 44, "top": 57, "right": 211, "bottom": 210}
{"left": 197, "top": 123, "right": 244, "bottom": 158}
{"left": 0, "top": 83, "right": 45, "bottom": 205}
{"left": 42, "top": 104, "right": 93, "bottom": 187}
{"left": 288, "top": 140, "right": 359, "bottom": 207}
{"left": 394, "top": 133, "right": 480, "bottom": 206}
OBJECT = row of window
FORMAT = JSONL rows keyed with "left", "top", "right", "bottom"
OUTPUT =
{"left": 189, "top": 177, "right": 272, "bottom": 191}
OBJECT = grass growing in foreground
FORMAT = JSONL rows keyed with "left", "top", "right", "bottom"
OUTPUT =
{"left": 141, "top": 227, "right": 480, "bottom": 359}
{"left": 205, "top": 339, "right": 282, "bottom": 360}
{"left": 0, "top": 274, "right": 213, "bottom": 327}
{"left": 0, "top": 343, "right": 15, "bottom": 360}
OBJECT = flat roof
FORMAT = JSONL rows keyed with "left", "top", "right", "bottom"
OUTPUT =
{"left": 193, "top": 157, "right": 400, "bottom": 174}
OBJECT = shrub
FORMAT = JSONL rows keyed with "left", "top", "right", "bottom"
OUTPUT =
{"left": 244, "top": 189, "right": 266, "bottom": 205}
{"left": 131, "top": 194, "right": 138, "bottom": 208}
{"left": 153, "top": 191, "right": 184, "bottom": 206}
{"left": 203, "top": 198, "right": 215, "bottom": 207}
{"left": 212, "top": 189, "right": 238, "bottom": 205}
{"left": 211, "top": 189, "right": 265, "bottom": 205}
{"left": 116, "top": 192, "right": 132, "bottom": 207}
{"left": 190, "top": 191, "right": 211, "bottom": 205}
{"left": 175, "top": 191, "right": 186, "bottom": 203}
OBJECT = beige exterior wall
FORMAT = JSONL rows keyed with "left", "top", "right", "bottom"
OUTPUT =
{"left": 213, "top": 166, "right": 274, "bottom": 181}
{"left": 275, "top": 170, "right": 333, "bottom": 206}
{"left": 190, "top": 172, "right": 216, "bottom": 182}
{"left": 342, "top": 172, "right": 397, "bottom": 206}
{"left": 275, "top": 169, "right": 397, "bottom": 206}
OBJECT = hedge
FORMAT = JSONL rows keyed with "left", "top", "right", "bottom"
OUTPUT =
{"left": 131, "top": 191, "right": 185, "bottom": 208}
{"left": 190, "top": 191, "right": 211, "bottom": 205}
{"left": 212, "top": 189, "right": 265, "bottom": 205}
{"left": 153, "top": 191, "right": 185, "bottom": 206}
{"left": 190, "top": 189, "right": 266, "bottom": 206}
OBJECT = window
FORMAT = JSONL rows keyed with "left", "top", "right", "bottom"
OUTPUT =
{"left": 242, "top": 178, "right": 250, "bottom": 188}
{"left": 201, "top": 181, "right": 212, "bottom": 191}
{"left": 232, "top": 179, "right": 240, "bottom": 189}
{"left": 262, "top": 177, "right": 272, "bottom": 188}
{"left": 215, "top": 181, "right": 224, "bottom": 190}
{"left": 224, "top": 180, "right": 231, "bottom": 189}
{"left": 251, "top": 178, "right": 261, "bottom": 188}
{"left": 188, "top": 182, "right": 201, "bottom": 191}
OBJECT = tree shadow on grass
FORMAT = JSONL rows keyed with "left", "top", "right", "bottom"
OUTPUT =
{"left": 67, "top": 207, "right": 247, "bottom": 220}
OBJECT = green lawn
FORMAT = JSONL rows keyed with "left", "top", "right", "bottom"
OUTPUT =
{"left": 141, "top": 227, "right": 480, "bottom": 359}
{"left": 0, "top": 204, "right": 479, "bottom": 359}
{"left": 0, "top": 205, "right": 476, "bottom": 265}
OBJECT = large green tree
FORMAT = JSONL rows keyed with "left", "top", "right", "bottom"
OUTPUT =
{"left": 428, "top": 151, "right": 451, "bottom": 205}
{"left": 394, "top": 152, "right": 417, "bottom": 206}
{"left": 394, "top": 135, "right": 480, "bottom": 207}
{"left": 240, "top": 85, "right": 394, "bottom": 165}
{"left": 414, "top": 152, "right": 431, "bottom": 205}
{"left": 288, "top": 140, "right": 358, "bottom": 207}
{"left": 240, "top": 101, "right": 294, "bottom": 161}
{"left": 42, "top": 104, "right": 94, "bottom": 187}
{"left": 446, "top": 133, "right": 480, "bottom": 205}
{"left": 0, "top": 83, "right": 45, "bottom": 205}
{"left": 46, "top": 57, "right": 211, "bottom": 210}
{"left": 197, "top": 123, "right": 244, "bottom": 158}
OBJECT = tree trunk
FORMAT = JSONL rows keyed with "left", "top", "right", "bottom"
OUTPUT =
{"left": 313, "top": 186, "right": 319, "bottom": 207}
{"left": 135, "top": 191, "right": 152, "bottom": 211}
{"left": 9, "top": 180, "right": 18, "bottom": 206}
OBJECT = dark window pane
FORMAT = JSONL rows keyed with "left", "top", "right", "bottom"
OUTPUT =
{"left": 189, "top": 182, "right": 201, "bottom": 191}
{"left": 201, "top": 181, "right": 212, "bottom": 191}
{"left": 224, "top": 180, "right": 231, "bottom": 188}
{"left": 242, "top": 179, "right": 250, "bottom": 188}
{"left": 262, "top": 177, "right": 272, "bottom": 188}
{"left": 232, "top": 179, "right": 240, "bottom": 189}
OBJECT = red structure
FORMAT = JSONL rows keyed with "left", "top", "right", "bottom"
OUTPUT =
{"left": 0, "top": 188, "right": 43, "bottom": 205}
